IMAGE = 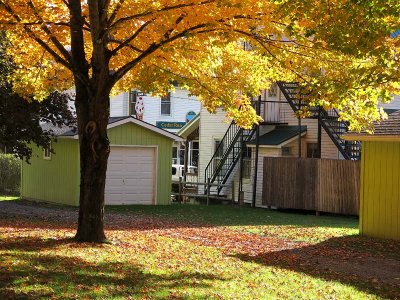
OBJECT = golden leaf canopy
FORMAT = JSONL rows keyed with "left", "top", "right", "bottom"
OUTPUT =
{"left": 0, "top": 0, "right": 399, "bottom": 129}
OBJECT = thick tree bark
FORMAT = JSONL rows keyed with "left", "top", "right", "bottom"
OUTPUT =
{"left": 69, "top": 0, "right": 112, "bottom": 243}
{"left": 74, "top": 86, "right": 111, "bottom": 243}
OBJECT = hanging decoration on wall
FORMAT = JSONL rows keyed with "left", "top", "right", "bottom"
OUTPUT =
{"left": 135, "top": 96, "right": 144, "bottom": 120}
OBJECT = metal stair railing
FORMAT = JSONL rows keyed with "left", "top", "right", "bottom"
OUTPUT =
{"left": 204, "top": 122, "right": 256, "bottom": 194}
{"left": 277, "top": 81, "right": 361, "bottom": 160}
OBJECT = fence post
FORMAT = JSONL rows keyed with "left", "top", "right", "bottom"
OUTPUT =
{"left": 231, "top": 181, "right": 235, "bottom": 206}
{"left": 178, "top": 177, "right": 182, "bottom": 204}
{"left": 207, "top": 177, "right": 210, "bottom": 206}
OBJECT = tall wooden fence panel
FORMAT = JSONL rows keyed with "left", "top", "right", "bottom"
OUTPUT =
{"left": 262, "top": 157, "right": 360, "bottom": 215}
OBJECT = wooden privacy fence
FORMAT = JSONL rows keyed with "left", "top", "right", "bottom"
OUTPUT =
{"left": 262, "top": 157, "right": 360, "bottom": 215}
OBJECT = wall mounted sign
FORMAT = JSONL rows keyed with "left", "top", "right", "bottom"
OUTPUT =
{"left": 156, "top": 121, "right": 186, "bottom": 130}
{"left": 186, "top": 111, "right": 197, "bottom": 122}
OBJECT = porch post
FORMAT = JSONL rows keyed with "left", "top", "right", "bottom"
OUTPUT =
{"left": 298, "top": 99, "right": 302, "bottom": 158}
{"left": 252, "top": 95, "right": 261, "bottom": 208}
{"left": 183, "top": 140, "right": 189, "bottom": 182}
{"left": 317, "top": 106, "right": 322, "bottom": 158}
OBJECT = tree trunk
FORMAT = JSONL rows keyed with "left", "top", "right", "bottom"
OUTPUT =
{"left": 74, "top": 84, "right": 111, "bottom": 243}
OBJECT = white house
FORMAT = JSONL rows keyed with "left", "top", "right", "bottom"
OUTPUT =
{"left": 109, "top": 87, "right": 201, "bottom": 167}
{"left": 185, "top": 83, "right": 400, "bottom": 206}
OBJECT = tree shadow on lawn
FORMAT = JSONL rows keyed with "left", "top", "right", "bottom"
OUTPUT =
{"left": 107, "top": 204, "right": 359, "bottom": 229}
{"left": 1, "top": 199, "right": 358, "bottom": 234}
{"left": 0, "top": 237, "right": 220, "bottom": 299}
{"left": 233, "top": 235, "right": 400, "bottom": 299}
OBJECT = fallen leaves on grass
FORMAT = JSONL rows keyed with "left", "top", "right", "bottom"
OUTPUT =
{"left": 0, "top": 206, "right": 400, "bottom": 299}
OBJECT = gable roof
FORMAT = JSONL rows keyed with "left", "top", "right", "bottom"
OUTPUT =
{"left": 42, "top": 116, "right": 183, "bottom": 141}
{"left": 343, "top": 110, "right": 400, "bottom": 141}
{"left": 247, "top": 125, "right": 307, "bottom": 147}
{"left": 177, "top": 113, "right": 200, "bottom": 139}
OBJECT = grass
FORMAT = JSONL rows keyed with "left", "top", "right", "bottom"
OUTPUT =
{"left": 0, "top": 195, "right": 19, "bottom": 201}
{"left": 108, "top": 204, "right": 359, "bottom": 243}
{"left": 1, "top": 201, "right": 399, "bottom": 299}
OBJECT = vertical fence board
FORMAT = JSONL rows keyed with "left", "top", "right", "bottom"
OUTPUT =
{"left": 262, "top": 157, "right": 360, "bottom": 215}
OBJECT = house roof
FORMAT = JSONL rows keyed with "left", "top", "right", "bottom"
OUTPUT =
{"left": 42, "top": 116, "right": 183, "bottom": 141}
{"left": 391, "top": 29, "right": 400, "bottom": 39}
{"left": 343, "top": 110, "right": 400, "bottom": 141}
{"left": 177, "top": 113, "right": 200, "bottom": 139}
{"left": 41, "top": 122, "right": 77, "bottom": 136}
{"left": 247, "top": 125, "right": 307, "bottom": 147}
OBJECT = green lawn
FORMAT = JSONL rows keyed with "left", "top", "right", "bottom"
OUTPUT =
{"left": 1, "top": 202, "right": 399, "bottom": 299}
{"left": 108, "top": 204, "right": 359, "bottom": 243}
{"left": 0, "top": 196, "right": 19, "bottom": 201}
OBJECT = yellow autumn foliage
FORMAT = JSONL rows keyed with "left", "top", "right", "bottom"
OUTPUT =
{"left": 0, "top": 0, "right": 399, "bottom": 129}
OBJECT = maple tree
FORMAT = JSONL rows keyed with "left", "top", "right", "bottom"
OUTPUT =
{"left": 0, "top": 0, "right": 399, "bottom": 242}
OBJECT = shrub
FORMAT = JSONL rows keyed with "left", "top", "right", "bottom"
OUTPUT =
{"left": 0, "top": 154, "right": 21, "bottom": 195}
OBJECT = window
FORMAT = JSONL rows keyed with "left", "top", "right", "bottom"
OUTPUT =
{"left": 172, "top": 167, "right": 177, "bottom": 176}
{"left": 213, "top": 139, "right": 224, "bottom": 172}
{"left": 307, "top": 143, "right": 320, "bottom": 158}
{"left": 282, "top": 146, "right": 292, "bottom": 156}
{"left": 242, "top": 147, "right": 252, "bottom": 179}
{"left": 161, "top": 92, "right": 171, "bottom": 115}
{"left": 129, "top": 90, "right": 137, "bottom": 116}
{"left": 268, "top": 83, "right": 278, "bottom": 97}
{"left": 43, "top": 142, "right": 51, "bottom": 160}
{"left": 214, "top": 140, "right": 224, "bottom": 157}
{"left": 189, "top": 141, "right": 199, "bottom": 167}
{"left": 172, "top": 146, "right": 178, "bottom": 164}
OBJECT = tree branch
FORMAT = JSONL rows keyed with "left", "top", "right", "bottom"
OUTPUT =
{"left": 112, "top": 23, "right": 208, "bottom": 83}
{"left": 109, "top": 0, "right": 214, "bottom": 30}
{"left": 110, "top": 18, "right": 155, "bottom": 56}
{"left": 109, "top": 38, "right": 143, "bottom": 53}
{"left": 107, "top": 0, "right": 125, "bottom": 28}
{"left": 27, "top": 0, "right": 72, "bottom": 64}
{"left": 0, "top": 1, "right": 72, "bottom": 70}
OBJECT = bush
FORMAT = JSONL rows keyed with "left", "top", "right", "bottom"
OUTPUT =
{"left": 0, "top": 154, "right": 21, "bottom": 195}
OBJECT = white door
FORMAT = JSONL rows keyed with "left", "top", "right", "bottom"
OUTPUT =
{"left": 105, "top": 146, "right": 155, "bottom": 205}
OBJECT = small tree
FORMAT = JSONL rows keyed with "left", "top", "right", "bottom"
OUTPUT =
{"left": 0, "top": 1, "right": 398, "bottom": 242}
{"left": 0, "top": 33, "right": 75, "bottom": 161}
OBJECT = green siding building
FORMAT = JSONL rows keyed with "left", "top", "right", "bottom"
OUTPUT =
{"left": 22, "top": 117, "right": 181, "bottom": 206}
{"left": 344, "top": 111, "right": 400, "bottom": 241}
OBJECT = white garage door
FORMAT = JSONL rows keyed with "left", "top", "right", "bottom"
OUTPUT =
{"left": 105, "top": 146, "right": 155, "bottom": 205}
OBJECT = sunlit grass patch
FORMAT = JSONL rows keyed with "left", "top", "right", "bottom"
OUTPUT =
{"left": 1, "top": 204, "right": 398, "bottom": 299}
{"left": 0, "top": 196, "right": 19, "bottom": 201}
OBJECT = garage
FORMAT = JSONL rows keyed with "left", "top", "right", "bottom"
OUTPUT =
{"left": 105, "top": 146, "right": 155, "bottom": 205}
{"left": 21, "top": 116, "right": 182, "bottom": 206}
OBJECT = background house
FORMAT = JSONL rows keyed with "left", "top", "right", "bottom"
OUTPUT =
{"left": 109, "top": 87, "right": 200, "bottom": 167}
{"left": 21, "top": 117, "right": 182, "bottom": 206}
{"left": 344, "top": 111, "right": 400, "bottom": 240}
{"left": 194, "top": 83, "right": 400, "bottom": 207}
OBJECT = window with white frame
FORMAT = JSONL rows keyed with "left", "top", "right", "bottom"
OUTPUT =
{"left": 160, "top": 92, "right": 171, "bottom": 115}
{"left": 172, "top": 146, "right": 178, "bottom": 164}
{"left": 128, "top": 90, "right": 137, "bottom": 116}
{"left": 189, "top": 141, "right": 199, "bottom": 167}
{"left": 43, "top": 142, "right": 52, "bottom": 160}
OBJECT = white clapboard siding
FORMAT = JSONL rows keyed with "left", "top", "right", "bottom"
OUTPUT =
{"left": 278, "top": 92, "right": 339, "bottom": 159}
{"left": 380, "top": 95, "right": 400, "bottom": 110}
{"left": 242, "top": 147, "right": 281, "bottom": 205}
{"left": 198, "top": 107, "right": 231, "bottom": 184}
{"left": 110, "top": 92, "right": 126, "bottom": 117}
{"left": 109, "top": 88, "right": 201, "bottom": 132}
